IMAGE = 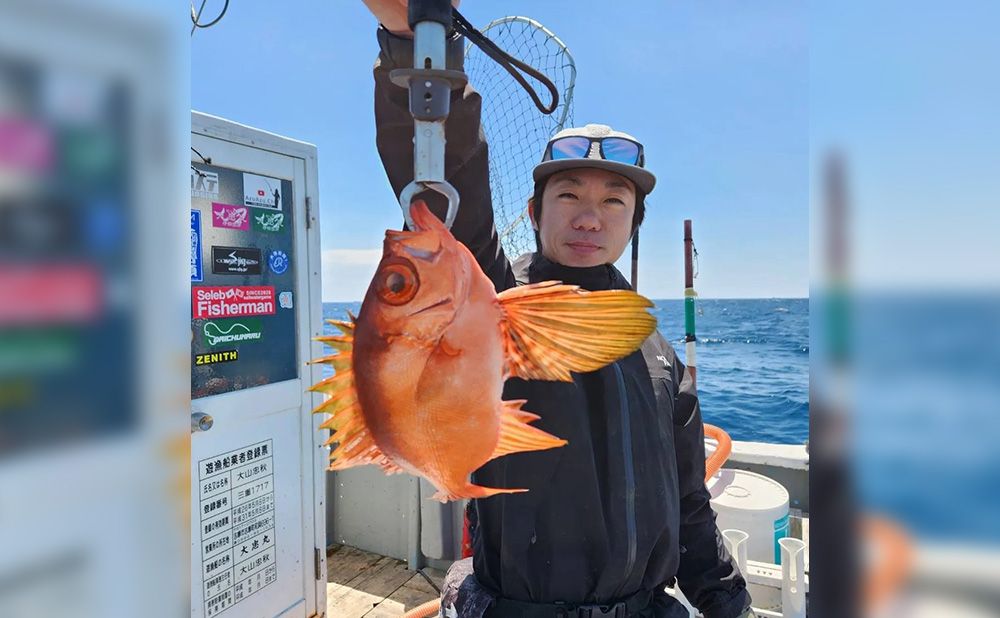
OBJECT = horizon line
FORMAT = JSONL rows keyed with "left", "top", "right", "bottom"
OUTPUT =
{"left": 321, "top": 296, "right": 810, "bottom": 303}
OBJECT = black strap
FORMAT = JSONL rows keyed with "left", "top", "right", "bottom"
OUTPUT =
{"left": 489, "top": 588, "right": 653, "bottom": 618}
{"left": 451, "top": 7, "right": 560, "bottom": 115}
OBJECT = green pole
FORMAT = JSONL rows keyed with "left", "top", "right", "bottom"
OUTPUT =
{"left": 684, "top": 220, "right": 697, "bottom": 387}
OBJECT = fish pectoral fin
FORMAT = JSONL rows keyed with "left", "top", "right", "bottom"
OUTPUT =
{"left": 309, "top": 316, "right": 400, "bottom": 474}
{"left": 430, "top": 484, "right": 529, "bottom": 503}
{"left": 488, "top": 399, "right": 567, "bottom": 461}
{"left": 497, "top": 281, "right": 657, "bottom": 381}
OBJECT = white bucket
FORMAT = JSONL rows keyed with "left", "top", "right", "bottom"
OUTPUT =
{"left": 707, "top": 468, "right": 790, "bottom": 564}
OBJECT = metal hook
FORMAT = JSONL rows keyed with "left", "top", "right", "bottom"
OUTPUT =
{"left": 399, "top": 180, "right": 460, "bottom": 230}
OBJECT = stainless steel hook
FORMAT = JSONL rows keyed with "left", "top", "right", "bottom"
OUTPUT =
{"left": 399, "top": 180, "right": 460, "bottom": 230}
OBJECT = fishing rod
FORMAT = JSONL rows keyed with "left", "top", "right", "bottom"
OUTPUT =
{"left": 684, "top": 219, "right": 698, "bottom": 387}
{"left": 631, "top": 232, "right": 639, "bottom": 291}
{"left": 687, "top": 219, "right": 732, "bottom": 480}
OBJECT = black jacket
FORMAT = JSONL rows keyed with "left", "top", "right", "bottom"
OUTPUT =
{"left": 373, "top": 28, "right": 750, "bottom": 618}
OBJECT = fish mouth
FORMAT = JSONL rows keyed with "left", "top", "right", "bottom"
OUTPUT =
{"left": 408, "top": 297, "right": 453, "bottom": 316}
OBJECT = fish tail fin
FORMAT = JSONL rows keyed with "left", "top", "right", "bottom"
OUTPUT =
{"left": 489, "top": 399, "right": 567, "bottom": 461}
{"left": 430, "top": 484, "right": 529, "bottom": 503}
{"left": 309, "top": 317, "right": 403, "bottom": 475}
{"left": 497, "top": 281, "right": 657, "bottom": 381}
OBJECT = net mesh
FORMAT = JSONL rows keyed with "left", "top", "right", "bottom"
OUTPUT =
{"left": 465, "top": 17, "right": 576, "bottom": 260}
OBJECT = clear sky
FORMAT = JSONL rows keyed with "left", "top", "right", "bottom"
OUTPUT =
{"left": 809, "top": 1, "right": 1000, "bottom": 292}
{"left": 192, "top": 1, "right": 807, "bottom": 301}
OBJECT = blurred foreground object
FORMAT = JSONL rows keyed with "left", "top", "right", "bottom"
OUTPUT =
{"left": 0, "top": 2, "right": 188, "bottom": 618}
{"left": 812, "top": 19, "right": 1000, "bottom": 606}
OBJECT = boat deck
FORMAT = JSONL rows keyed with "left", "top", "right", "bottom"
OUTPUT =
{"left": 326, "top": 544, "right": 445, "bottom": 617}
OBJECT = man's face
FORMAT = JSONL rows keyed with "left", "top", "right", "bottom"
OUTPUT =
{"left": 529, "top": 168, "right": 636, "bottom": 268}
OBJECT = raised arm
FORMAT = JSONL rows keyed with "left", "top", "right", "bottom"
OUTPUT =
{"left": 372, "top": 25, "right": 514, "bottom": 292}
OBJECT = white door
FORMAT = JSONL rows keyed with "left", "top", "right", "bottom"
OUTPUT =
{"left": 190, "top": 115, "right": 325, "bottom": 618}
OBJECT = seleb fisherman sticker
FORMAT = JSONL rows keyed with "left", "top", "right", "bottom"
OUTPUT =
{"left": 193, "top": 286, "right": 276, "bottom": 319}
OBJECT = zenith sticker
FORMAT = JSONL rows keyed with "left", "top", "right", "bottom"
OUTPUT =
{"left": 192, "top": 168, "right": 219, "bottom": 199}
{"left": 268, "top": 250, "right": 289, "bottom": 275}
{"left": 252, "top": 211, "right": 285, "bottom": 233}
{"left": 212, "top": 203, "right": 250, "bottom": 230}
{"left": 191, "top": 210, "right": 204, "bottom": 282}
{"left": 203, "top": 318, "right": 263, "bottom": 347}
{"left": 212, "top": 246, "right": 263, "bottom": 275}
{"left": 195, "top": 349, "right": 238, "bottom": 366}
{"left": 243, "top": 173, "right": 282, "bottom": 211}
{"left": 278, "top": 291, "right": 293, "bottom": 309}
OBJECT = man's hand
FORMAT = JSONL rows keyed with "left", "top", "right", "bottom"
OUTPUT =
{"left": 361, "top": 0, "right": 461, "bottom": 38}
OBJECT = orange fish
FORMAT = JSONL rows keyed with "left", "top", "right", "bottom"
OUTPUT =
{"left": 309, "top": 201, "right": 656, "bottom": 502}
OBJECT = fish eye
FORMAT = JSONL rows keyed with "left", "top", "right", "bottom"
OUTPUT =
{"left": 386, "top": 272, "right": 406, "bottom": 293}
{"left": 376, "top": 262, "right": 419, "bottom": 305}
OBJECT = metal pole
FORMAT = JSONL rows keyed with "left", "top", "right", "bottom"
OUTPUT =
{"left": 683, "top": 220, "right": 697, "bottom": 387}
{"left": 391, "top": 0, "right": 466, "bottom": 229}
{"left": 407, "top": 476, "right": 423, "bottom": 570}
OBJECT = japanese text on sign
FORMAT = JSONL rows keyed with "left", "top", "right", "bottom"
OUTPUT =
{"left": 199, "top": 440, "right": 277, "bottom": 616}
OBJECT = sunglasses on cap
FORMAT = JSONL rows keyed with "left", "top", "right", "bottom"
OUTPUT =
{"left": 542, "top": 136, "right": 646, "bottom": 167}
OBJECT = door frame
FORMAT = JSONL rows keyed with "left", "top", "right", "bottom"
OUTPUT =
{"left": 191, "top": 110, "right": 326, "bottom": 616}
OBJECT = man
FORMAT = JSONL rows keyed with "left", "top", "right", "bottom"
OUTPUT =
{"left": 363, "top": 2, "right": 753, "bottom": 616}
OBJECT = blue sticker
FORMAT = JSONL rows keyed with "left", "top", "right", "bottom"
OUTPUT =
{"left": 268, "top": 250, "right": 289, "bottom": 275}
{"left": 191, "top": 210, "right": 203, "bottom": 282}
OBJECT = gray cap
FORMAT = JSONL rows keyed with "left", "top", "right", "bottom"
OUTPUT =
{"left": 532, "top": 123, "right": 657, "bottom": 194}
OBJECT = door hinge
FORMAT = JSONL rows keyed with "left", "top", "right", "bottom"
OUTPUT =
{"left": 314, "top": 547, "right": 322, "bottom": 581}
{"left": 305, "top": 196, "right": 312, "bottom": 229}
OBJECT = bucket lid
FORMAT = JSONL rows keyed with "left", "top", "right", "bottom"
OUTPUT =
{"left": 707, "top": 468, "right": 789, "bottom": 512}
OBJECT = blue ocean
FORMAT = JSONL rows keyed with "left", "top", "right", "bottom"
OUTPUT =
{"left": 322, "top": 297, "right": 808, "bottom": 445}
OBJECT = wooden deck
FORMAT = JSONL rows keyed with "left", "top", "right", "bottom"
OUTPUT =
{"left": 326, "top": 544, "right": 446, "bottom": 617}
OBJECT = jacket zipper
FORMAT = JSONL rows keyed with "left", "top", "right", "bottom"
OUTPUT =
{"left": 613, "top": 362, "right": 638, "bottom": 590}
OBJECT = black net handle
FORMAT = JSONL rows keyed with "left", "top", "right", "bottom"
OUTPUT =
{"left": 452, "top": 8, "right": 560, "bottom": 115}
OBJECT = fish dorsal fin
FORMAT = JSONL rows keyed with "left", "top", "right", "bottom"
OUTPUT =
{"left": 489, "top": 399, "right": 567, "bottom": 461}
{"left": 309, "top": 318, "right": 403, "bottom": 475}
{"left": 497, "top": 281, "right": 657, "bottom": 381}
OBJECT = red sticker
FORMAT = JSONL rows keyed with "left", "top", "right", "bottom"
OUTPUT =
{"left": 193, "top": 286, "right": 276, "bottom": 319}
{"left": 0, "top": 264, "right": 101, "bottom": 326}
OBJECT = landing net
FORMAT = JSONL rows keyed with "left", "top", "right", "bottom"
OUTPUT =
{"left": 465, "top": 16, "right": 577, "bottom": 260}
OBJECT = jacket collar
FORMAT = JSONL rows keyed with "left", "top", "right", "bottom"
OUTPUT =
{"left": 512, "top": 252, "right": 632, "bottom": 292}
